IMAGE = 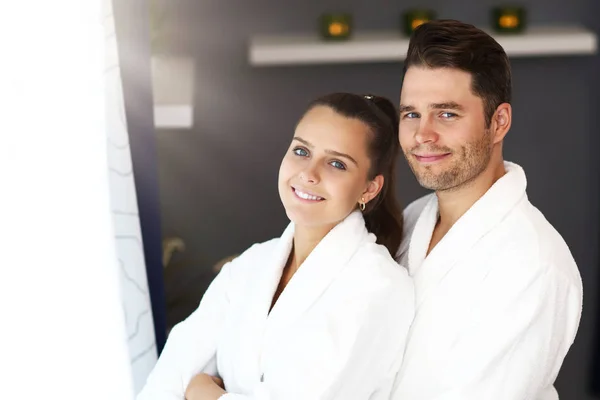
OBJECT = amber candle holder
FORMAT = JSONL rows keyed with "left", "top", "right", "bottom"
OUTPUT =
{"left": 319, "top": 13, "right": 353, "bottom": 40}
{"left": 402, "top": 9, "right": 436, "bottom": 36}
{"left": 492, "top": 6, "right": 527, "bottom": 33}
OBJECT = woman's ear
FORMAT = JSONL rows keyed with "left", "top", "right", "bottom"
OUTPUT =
{"left": 361, "top": 175, "right": 384, "bottom": 204}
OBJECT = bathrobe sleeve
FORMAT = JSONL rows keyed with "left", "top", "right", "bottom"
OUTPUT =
{"left": 396, "top": 264, "right": 581, "bottom": 400}
{"left": 220, "top": 274, "right": 414, "bottom": 400}
{"left": 137, "top": 245, "right": 259, "bottom": 400}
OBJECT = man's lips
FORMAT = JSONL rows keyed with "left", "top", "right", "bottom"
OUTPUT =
{"left": 413, "top": 153, "right": 451, "bottom": 163}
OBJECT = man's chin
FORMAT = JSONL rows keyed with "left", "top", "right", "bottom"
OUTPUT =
{"left": 415, "top": 173, "right": 448, "bottom": 191}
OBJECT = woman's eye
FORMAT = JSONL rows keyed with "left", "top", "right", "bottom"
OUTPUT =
{"left": 293, "top": 147, "right": 308, "bottom": 157}
{"left": 330, "top": 160, "right": 346, "bottom": 170}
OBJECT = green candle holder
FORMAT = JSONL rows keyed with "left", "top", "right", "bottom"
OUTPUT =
{"left": 319, "top": 13, "right": 353, "bottom": 40}
{"left": 492, "top": 6, "right": 527, "bottom": 33}
{"left": 402, "top": 9, "right": 436, "bottom": 36}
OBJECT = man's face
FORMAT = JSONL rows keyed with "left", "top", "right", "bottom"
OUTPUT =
{"left": 399, "top": 66, "right": 494, "bottom": 191}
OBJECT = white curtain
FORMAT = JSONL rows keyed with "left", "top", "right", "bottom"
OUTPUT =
{"left": 104, "top": 0, "right": 158, "bottom": 393}
{"left": 0, "top": 0, "right": 156, "bottom": 398}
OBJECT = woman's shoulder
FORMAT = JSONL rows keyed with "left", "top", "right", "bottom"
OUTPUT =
{"left": 346, "top": 240, "right": 413, "bottom": 293}
{"left": 329, "top": 240, "right": 414, "bottom": 326}
{"left": 222, "top": 236, "right": 282, "bottom": 271}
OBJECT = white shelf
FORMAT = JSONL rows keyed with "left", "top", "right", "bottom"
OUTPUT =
{"left": 151, "top": 56, "right": 194, "bottom": 129}
{"left": 154, "top": 105, "right": 193, "bottom": 129}
{"left": 249, "top": 25, "right": 598, "bottom": 66}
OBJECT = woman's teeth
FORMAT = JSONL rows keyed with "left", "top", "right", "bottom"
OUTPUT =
{"left": 294, "top": 188, "right": 323, "bottom": 201}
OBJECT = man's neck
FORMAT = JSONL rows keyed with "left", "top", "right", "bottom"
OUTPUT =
{"left": 425, "top": 159, "right": 506, "bottom": 256}
{"left": 436, "top": 159, "right": 507, "bottom": 232}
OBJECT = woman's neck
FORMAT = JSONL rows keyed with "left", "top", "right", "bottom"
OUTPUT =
{"left": 269, "top": 223, "right": 335, "bottom": 312}
{"left": 290, "top": 223, "right": 334, "bottom": 271}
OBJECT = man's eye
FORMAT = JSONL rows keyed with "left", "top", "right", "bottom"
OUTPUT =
{"left": 440, "top": 112, "right": 457, "bottom": 118}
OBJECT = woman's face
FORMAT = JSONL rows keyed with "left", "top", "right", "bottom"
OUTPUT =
{"left": 278, "top": 106, "right": 383, "bottom": 230}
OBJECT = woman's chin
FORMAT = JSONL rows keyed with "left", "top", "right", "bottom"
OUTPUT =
{"left": 285, "top": 208, "right": 349, "bottom": 232}
{"left": 285, "top": 210, "right": 314, "bottom": 226}
{"left": 284, "top": 208, "right": 323, "bottom": 228}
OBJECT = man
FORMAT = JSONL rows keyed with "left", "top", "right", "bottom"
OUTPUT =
{"left": 392, "top": 19, "right": 583, "bottom": 399}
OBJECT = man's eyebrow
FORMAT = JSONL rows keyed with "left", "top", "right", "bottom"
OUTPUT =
{"left": 399, "top": 102, "right": 465, "bottom": 113}
{"left": 399, "top": 104, "right": 415, "bottom": 113}
{"left": 430, "top": 102, "right": 464, "bottom": 111}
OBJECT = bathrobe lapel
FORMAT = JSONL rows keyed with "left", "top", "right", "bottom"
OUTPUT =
{"left": 408, "top": 162, "right": 528, "bottom": 309}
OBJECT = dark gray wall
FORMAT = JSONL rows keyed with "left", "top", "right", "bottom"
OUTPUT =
{"left": 154, "top": 0, "right": 600, "bottom": 397}
{"left": 579, "top": 0, "right": 600, "bottom": 397}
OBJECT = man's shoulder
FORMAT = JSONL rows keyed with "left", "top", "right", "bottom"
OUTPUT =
{"left": 508, "top": 199, "right": 581, "bottom": 282}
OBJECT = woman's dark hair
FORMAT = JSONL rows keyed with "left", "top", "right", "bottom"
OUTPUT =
{"left": 305, "top": 92, "right": 403, "bottom": 256}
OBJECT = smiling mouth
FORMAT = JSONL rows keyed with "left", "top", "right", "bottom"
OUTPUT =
{"left": 413, "top": 153, "right": 451, "bottom": 163}
{"left": 291, "top": 186, "right": 325, "bottom": 201}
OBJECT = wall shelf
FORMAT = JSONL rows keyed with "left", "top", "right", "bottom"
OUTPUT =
{"left": 154, "top": 105, "right": 193, "bottom": 129}
{"left": 151, "top": 56, "right": 194, "bottom": 129}
{"left": 249, "top": 25, "right": 598, "bottom": 67}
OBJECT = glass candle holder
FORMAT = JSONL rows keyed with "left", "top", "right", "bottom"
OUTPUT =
{"left": 492, "top": 6, "right": 526, "bottom": 33}
{"left": 319, "top": 13, "right": 353, "bottom": 40}
{"left": 402, "top": 9, "right": 436, "bottom": 36}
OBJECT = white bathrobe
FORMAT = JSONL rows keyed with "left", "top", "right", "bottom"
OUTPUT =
{"left": 138, "top": 210, "right": 414, "bottom": 400}
{"left": 392, "top": 161, "right": 583, "bottom": 400}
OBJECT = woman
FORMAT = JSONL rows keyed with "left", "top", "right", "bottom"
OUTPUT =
{"left": 137, "top": 93, "right": 415, "bottom": 400}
